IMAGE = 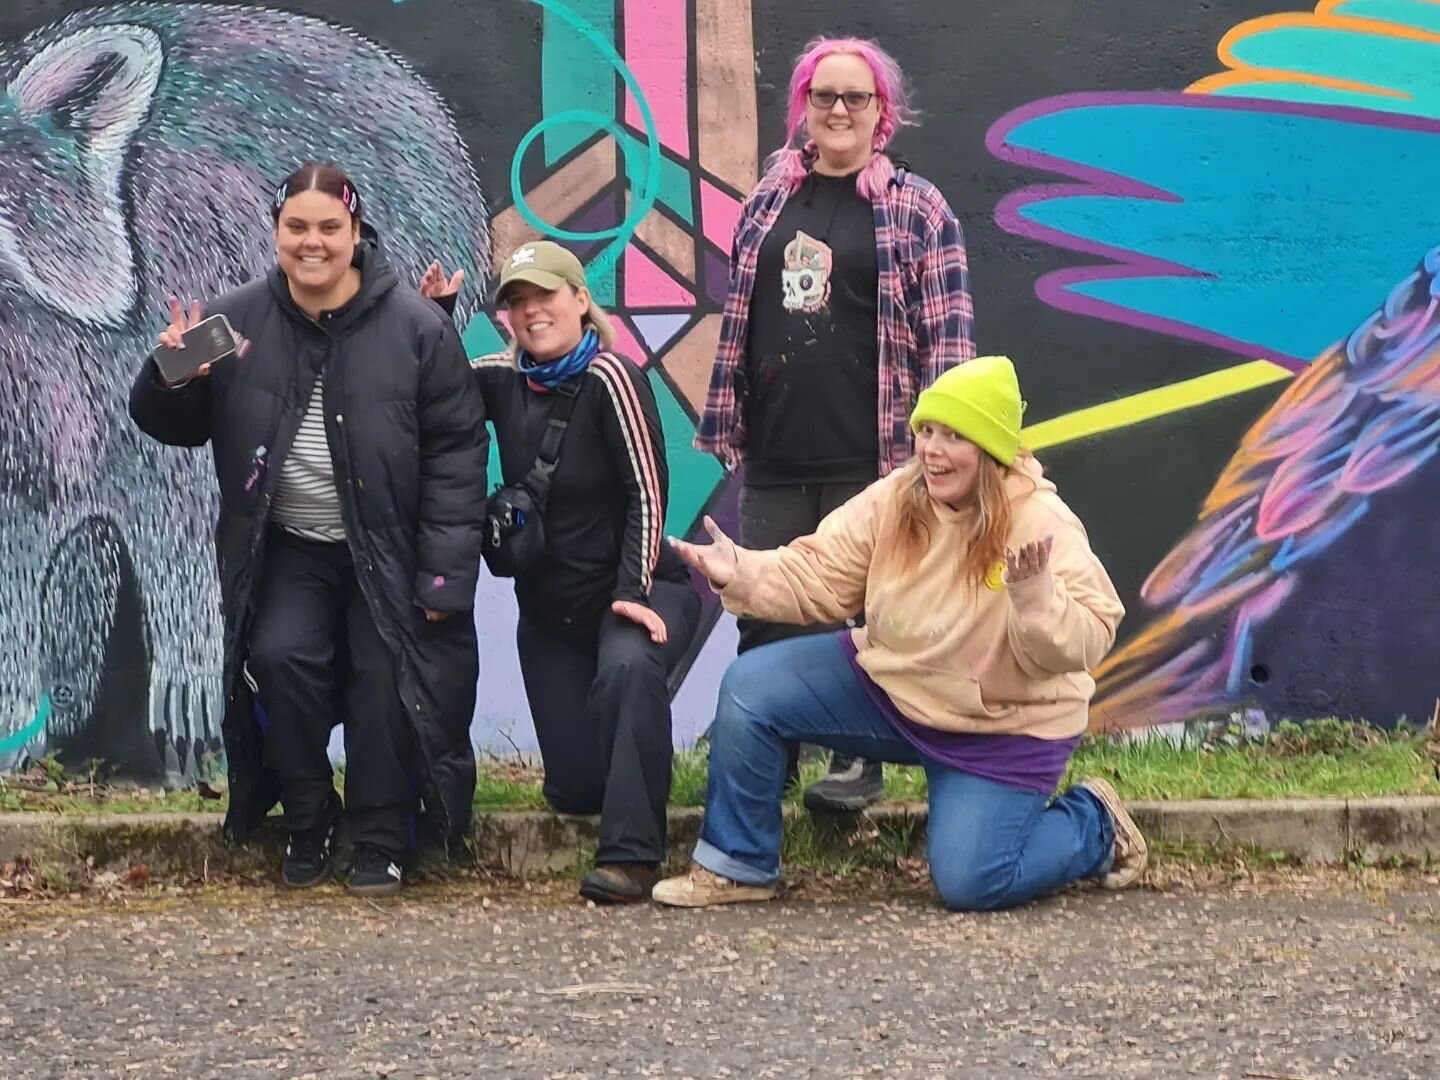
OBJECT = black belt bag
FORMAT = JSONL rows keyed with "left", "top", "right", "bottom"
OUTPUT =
{"left": 482, "top": 376, "right": 580, "bottom": 578}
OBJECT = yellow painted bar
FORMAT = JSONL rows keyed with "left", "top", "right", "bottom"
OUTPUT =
{"left": 1020, "top": 359, "right": 1293, "bottom": 450}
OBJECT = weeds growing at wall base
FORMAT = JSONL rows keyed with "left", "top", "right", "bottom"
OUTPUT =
{"left": 1, "top": 719, "right": 1436, "bottom": 815}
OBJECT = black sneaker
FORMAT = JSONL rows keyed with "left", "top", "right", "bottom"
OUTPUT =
{"left": 802, "top": 755, "right": 885, "bottom": 813}
{"left": 346, "top": 844, "right": 404, "bottom": 899}
{"left": 282, "top": 823, "right": 335, "bottom": 889}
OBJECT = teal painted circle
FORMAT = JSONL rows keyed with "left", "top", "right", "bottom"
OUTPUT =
{"left": 513, "top": 0, "right": 662, "bottom": 272}
{"left": 510, "top": 111, "right": 643, "bottom": 242}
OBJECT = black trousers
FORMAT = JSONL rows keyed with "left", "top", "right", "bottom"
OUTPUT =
{"left": 516, "top": 578, "right": 701, "bottom": 866}
{"left": 247, "top": 530, "right": 417, "bottom": 859}
{"left": 735, "top": 481, "right": 874, "bottom": 653}
{"left": 737, "top": 481, "right": 875, "bottom": 776}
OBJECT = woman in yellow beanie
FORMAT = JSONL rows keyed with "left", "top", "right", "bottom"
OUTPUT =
{"left": 653, "top": 357, "right": 1146, "bottom": 911}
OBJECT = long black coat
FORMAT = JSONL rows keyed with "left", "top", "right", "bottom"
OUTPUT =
{"left": 129, "top": 229, "right": 488, "bottom": 848}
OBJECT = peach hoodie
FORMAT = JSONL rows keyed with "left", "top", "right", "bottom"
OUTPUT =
{"left": 719, "top": 455, "right": 1124, "bottom": 740}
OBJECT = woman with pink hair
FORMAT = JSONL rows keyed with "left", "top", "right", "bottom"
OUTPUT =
{"left": 696, "top": 36, "right": 975, "bottom": 811}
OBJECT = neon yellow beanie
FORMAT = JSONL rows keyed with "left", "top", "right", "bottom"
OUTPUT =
{"left": 909, "top": 356, "right": 1025, "bottom": 466}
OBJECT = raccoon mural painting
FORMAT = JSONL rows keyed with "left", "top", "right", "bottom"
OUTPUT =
{"left": 0, "top": 3, "right": 488, "bottom": 775}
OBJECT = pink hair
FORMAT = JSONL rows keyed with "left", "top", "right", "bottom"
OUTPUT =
{"left": 765, "top": 36, "right": 918, "bottom": 199}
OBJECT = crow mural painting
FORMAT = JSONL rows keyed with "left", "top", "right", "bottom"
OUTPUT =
{"left": 1093, "top": 246, "right": 1440, "bottom": 731}
{"left": 988, "top": 0, "right": 1440, "bottom": 732}
{"left": 0, "top": 3, "right": 489, "bottom": 774}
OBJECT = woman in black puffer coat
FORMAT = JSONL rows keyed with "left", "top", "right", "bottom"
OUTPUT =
{"left": 130, "top": 163, "right": 487, "bottom": 897}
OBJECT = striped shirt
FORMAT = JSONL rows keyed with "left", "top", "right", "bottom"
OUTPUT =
{"left": 696, "top": 165, "right": 975, "bottom": 476}
{"left": 271, "top": 374, "right": 346, "bottom": 542}
{"left": 589, "top": 351, "right": 664, "bottom": 595}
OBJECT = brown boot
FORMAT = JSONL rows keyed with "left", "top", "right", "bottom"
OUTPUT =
{"left": 578, "top": 862, "right": 661, "bottom": 905}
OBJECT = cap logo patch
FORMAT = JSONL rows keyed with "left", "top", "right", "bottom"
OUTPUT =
{"left": 510, "top": 248, "right": 536, "bottom": 267}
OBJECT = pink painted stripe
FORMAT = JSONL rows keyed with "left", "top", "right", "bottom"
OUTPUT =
{"left": 623, "top": 0, "right": 690, "bottom": 157}
{"left": 592, "top": 352, "right": 665, "bottom": 590}
{"left": 625, "top": 245, "right": 695, "bottom": 307}
{"left": 699, "top": 178, "right": 742, "bottom": 254}
{"left": 609, "top": 316, "right": 651, "bottom": 368}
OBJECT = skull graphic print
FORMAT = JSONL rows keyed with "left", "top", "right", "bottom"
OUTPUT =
{"left": 781, "top": 230, "right": 833, "bottom": 314}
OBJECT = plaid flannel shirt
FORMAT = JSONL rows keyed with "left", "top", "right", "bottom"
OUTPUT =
{"left": 695, "top": 166, "right": 975, "bottom": 476}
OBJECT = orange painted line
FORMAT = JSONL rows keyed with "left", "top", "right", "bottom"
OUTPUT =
{"left": 1317, "top": 0, "right": 1440, "bottom": 16}
{"left": 1188, "top": 68, "right": 1402, "bottom": 97}
{"left": 1187, "top": 9, "right": 1437, "bottom": 98}
{"left": 1222, "top": 12, "right": 1440, "bottom": 55}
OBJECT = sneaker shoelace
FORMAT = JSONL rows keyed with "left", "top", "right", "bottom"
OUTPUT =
{"left": 690, "top": 867, "right": 734, "bottom": 890}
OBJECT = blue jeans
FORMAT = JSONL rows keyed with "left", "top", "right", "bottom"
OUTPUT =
{"left": 694, "top": 634, "right": 1115, "bottom": 911}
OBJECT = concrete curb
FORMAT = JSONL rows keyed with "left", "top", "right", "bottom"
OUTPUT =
{"left": 1128, "top": 796, "right": 1440, "bottom": 864}
{"left": 1, "top": 798, "right": 1436, "bottom": 883}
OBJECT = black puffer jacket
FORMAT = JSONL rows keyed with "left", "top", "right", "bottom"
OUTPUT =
{"left": 129, "top": 228, "right": 488, "bottom": 848}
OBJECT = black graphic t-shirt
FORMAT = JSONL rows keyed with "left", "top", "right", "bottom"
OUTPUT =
{"left": 743, "top": 170, "right": 880, "bottom": 486}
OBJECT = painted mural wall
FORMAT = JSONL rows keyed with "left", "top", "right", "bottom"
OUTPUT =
{"left": 0, "top": 0, "right": 1435, "bottom": 780}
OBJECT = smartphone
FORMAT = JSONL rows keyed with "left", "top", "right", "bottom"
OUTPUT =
{"left": 153, "top": 313, "right": 240, "bottom": 384}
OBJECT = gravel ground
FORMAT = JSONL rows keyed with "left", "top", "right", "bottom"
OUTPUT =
{"left": 1, "top": 874, "right": 1437, "bottom": 1079}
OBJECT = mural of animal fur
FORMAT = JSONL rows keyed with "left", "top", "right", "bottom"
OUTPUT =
{"left": 0, "top": 2, "right": 489, "bottom": 776}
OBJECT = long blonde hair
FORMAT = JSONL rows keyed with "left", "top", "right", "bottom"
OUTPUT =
{"left": 580, "top": 294, "right": 617, "bottom": 349}
{"left": 885, "top": 450, "right": 1035, "bottom": 587}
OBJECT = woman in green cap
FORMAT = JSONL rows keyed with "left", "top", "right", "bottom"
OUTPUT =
{"left": 461, "top": 240, "right": 701, "bottom": 906}
{"left": 653, "top": 357, "right": 1145, "bottom": 911}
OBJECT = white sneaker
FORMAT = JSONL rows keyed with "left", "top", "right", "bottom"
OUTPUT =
{"left": 1079, "top": 777, "right": 1149, "bottom": 889}
{"left": 652, "top": 865, "right": 777, "bottom": 908}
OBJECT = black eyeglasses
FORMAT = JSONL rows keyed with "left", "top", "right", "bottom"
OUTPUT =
{"left": 807, "top": 89, "right": 875, "bottom": 111}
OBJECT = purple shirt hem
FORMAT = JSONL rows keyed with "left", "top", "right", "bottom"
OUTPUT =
{"left": 838, "top": 633, "right": 1077, "bottom": 795}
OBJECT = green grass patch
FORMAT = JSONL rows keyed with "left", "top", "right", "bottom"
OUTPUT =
{"left": 0, "top": 787, "right": 210, "bottom": 815}
{"left": 5, "top": 719, "right": 1436, "bottom": 815}
{"left": 1062, "top": 735, "right": 1439, "bottom": 800}
{"left": 472, "top": 769, "right": 548, "bottom": 812}
{"left": 669, "top": 746, "right": 710, "bottom": 808}
{"left": 659, "top": 719, "right": 1440, "bottom": 810}
{"left": 1064, "top": 717, "right": 1440, "bottom": 799}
